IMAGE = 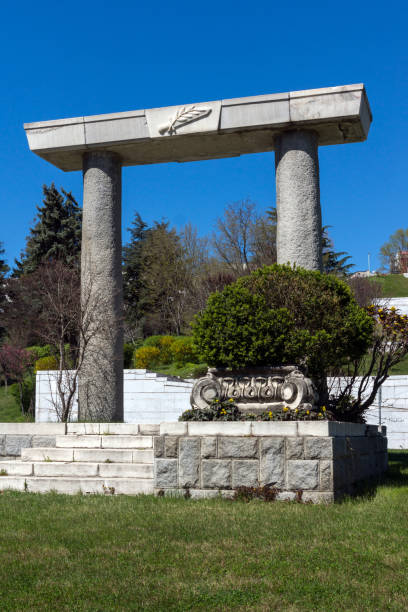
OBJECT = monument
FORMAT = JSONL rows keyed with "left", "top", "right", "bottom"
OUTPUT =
{"left": 24, "top": 84, "right": 372, "bottom": 422}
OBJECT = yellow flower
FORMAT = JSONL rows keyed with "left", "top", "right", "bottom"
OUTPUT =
{"left": 229, "top": 398, "right": 234, "bottom": 403}
{"left": 318, "top": 412, "right": 323, "bottom": 417}
{"left": 268, "top": 411, "right": 272, "bottom": 417}
{"left": 322, "top": 406, "right": 326, "bottom": 412}
{"left": 283, "top": 406, "right": 288, "bottom": 412}
{"left": 306, "top": 410, "right": 310, "bottom": 415}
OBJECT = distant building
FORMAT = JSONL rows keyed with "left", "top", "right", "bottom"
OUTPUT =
{"left": 394, "top": 251, "right": 408, "bottom": 274}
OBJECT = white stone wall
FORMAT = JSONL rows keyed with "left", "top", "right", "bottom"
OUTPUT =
{"left": 36, "top": 370, "right": 408, "bottom": 448}
{"left": 36, "top": 370, "right": 192, "bottom": 424}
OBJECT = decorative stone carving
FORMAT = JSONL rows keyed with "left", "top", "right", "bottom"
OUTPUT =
{"left": 158, "top": 105, "right": 212, "bottom": 135}
{"left": 190, "top": 366, "right": 318, "bottom": 415}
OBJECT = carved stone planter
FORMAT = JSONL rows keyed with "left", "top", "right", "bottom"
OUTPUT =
{"left": 190, "top": 366, "right": 319, "bottom": 415}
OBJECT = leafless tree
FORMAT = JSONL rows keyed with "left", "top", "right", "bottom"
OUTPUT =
{"left": 212, "top": 199, "right": 276, "bottom": 276}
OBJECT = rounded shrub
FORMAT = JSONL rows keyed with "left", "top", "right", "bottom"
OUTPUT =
{"left": 157, "top": 336, "right": 176, "bottom": 364}
{"left": 170, "top": 337, "right": 198, "bottom": 366}
{"left": 192, "top": 264, "right": 373, "bottom": 376}
{"left": 34, "top": 355, "right": 58, "bottom": 372}
{"left": 133, "top": 346, "right": 161, "bottom": 369}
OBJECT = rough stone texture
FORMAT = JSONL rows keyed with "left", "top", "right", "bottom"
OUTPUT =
{"left": 320, "top": 460, "right": 333, "bottom": 490}
{"left": 260, "top": 437, "right": 285, "bottom": 487}
{"left": 5, "top": 435, "right": 32, "bottom": 456}
{"left": 287, "top": 460, "right": 319, "bottom": 490}
{"left": 304, "top": 437, "right": 333, "bottom": 459}
{"left": 275, "top": 130, "right": 322, "bottom": 271}
{"left": 201, "top": 437, "right": 217, "bottom": 458}
{"left": 218, "top": 437, "right": 258, "bottom": 458}
{"left": 31, "top": 436, "right": 56, "bottom": 448}
{"left": 78, "top": 151, "right": 123, "bottom": 423}
{"left": 155, "top": 459, "right": 178, "bottom": 488}
{"left": 179, "top": 438, "right": 200, "bottom": 488}
{"left": 232, "top": 460, "right": 259, "bottom": 488}
{"left": 202, "top": 460, "right": 232, "bottom": 489}
{"left": 276, "top": 491, "right": 297, "bottom": 501}
{"left": 301, "top": 491, "right": 334, "bottom": 504}
{"left": 0, "top": 435, "right": 5, "bottom": 456}
{"left": 286, "top": 437, "right": 304, "bottom": 459}
{"left": 165, "top": 436, "right": 179, "bottom": 458}
{"left": 154, "top": 436, "right": 165, "bottom": 458}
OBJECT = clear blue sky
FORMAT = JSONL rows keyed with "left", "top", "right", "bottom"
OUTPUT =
{"left": 1, "top": 0, "right": 406, "bottom": 272}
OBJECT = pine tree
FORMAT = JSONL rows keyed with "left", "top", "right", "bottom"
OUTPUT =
{"left": 0, "top": 242, "right": 10, "bottom": 340}
{"left": 14, "top": 184, "right": 82, "bottom": 276}
{"left": 322, "top": 226, "right": 353, "bottom": 276}
{"left": 122, "top": 213, "right": 150, "bottom": 336}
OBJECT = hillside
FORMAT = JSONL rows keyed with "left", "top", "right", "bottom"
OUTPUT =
{"left": 370, "top": 274, "right": 408, "bottom": 298}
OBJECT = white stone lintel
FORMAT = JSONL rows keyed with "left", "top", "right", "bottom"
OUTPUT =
{"left": 24, "top": 84, "right": 371, "bottom": 171}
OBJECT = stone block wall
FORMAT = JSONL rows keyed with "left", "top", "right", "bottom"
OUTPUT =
{"left": 153, "top": 421, "right": 388, "bottom": 502}
{"left": 0, "top": 424, "right": 65, "bottom": 457}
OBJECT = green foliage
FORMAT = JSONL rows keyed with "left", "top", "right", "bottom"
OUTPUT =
{"left": 370, "top": 274, "right": 408, "bottom": 298}
{"left": 14, "top": 184, "right": 81, "bottom": 276}
{"left": 180, "top": 398, "right": 240, "bottom": 421}
{"left": 34, "top": 355, "right": 58, "bottom": 373}
{"left": 0, "top": 386, "right": 33, "bottom": 422}
{"left": 133, "top": 346, "right": 161, "bottom": 369}
{"left": 180, "top": 399, "right": 329, "bottom": 422}
{"left": 322, "top": 226, "right": 353, "bottom": 276}
{"left": 10, "top": 375, "right": 35, "bottom": 415}
{"left": 0, "top": 242, "right": 9, "bottom": 340}
{"left": 26, "top": 345, "right": 52, "bottom": 360}
{"left": 170, "top": 337, "right": 198, "bottom": 366}
{"left": 193, "top": 265, "right": 373, "bottom": 377}
{"left": 124, "top": 343, "right": 140, "bottom": 369}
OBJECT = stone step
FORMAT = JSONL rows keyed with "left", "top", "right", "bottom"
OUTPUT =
{"left": 21, "top": 447, "right": 154, "bottom": 464}
{"left": 0, "top": 476, "right": 154, "bottom": 495}
{"left": 55, "top": 435, "right": 153, "bottom": 449}
{"left": 0, "top": 461, "right": 154, "bottom": 478}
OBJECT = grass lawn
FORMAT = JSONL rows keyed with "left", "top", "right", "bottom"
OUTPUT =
{"left": 0, "top": 386, "right": 33, "bottom": 422}
{"left": 0, "top": 452, "right": 407, "bottom": 611}
{"left": 371, "top": 274, "right": 408, "bottom": 298}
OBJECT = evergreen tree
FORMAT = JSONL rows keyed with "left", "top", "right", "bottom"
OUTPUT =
{"left": 0, "top": 242, "right": 10, "bottom": 341}
{"left": 122, "top": 213, "right": 149, "bottom": 336}
{"left": 14, "top": 184, "right": 81, "bottom": 275}
{"left": 322, "top": 226, "right": 353, "bottom": 276}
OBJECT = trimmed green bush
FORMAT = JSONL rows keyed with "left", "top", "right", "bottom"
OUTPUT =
{"left": 34, "top": 356, "right": 58, "bottom": 373}
{"left": 192, "top": 264, "right": 373, "bottom": 377}
{"left": 133, "top": 346, "right": 161, "bottom": 369}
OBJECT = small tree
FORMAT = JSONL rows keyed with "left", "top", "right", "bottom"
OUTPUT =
{"left": 379, "top": 228, "right": 408, "bottom": 272}
{"left": 0, "top": 345, "right": 33, "bottom": 412}
{"left": 328, "top": 304, "right": 408, "bottom": 421}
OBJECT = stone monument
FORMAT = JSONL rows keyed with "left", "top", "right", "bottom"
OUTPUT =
{"left": 24, "top": 84, "right": 372, "bottom": 421}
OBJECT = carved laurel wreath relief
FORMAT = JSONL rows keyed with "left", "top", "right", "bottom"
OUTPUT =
{"left": 158, "top": 105, "right": 212, "bottom": 135}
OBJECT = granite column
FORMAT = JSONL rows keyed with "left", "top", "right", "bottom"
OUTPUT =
{"left": 78, "top": 151, "right": 123, "bottom": 422}
{"left": 275, "top": 130, "right": 322, "bottom": 271}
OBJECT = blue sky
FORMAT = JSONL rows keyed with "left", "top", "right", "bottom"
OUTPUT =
{"left": 1, "top": 0, "right": 406, "bottom": 272}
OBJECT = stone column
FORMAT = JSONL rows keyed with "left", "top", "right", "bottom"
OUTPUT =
{"left": 78, "top": 151, "right": 123, "bottom": 422}
{"left": 275, "top": 130, "right": 322, "bottom": 271}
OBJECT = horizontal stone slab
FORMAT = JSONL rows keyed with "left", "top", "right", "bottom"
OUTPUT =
{"left": 24, "top": 84, "right": 371, "bottom": 171}
{"left": 0, "top": 423, "right": 65, "bottom": 435}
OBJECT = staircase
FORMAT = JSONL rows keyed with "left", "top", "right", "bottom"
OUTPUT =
{"left": 0, "top": 431, "right": 156, "bottom": 495}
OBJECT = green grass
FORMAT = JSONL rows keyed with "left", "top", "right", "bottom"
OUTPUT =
{"left": 0, "top": 452, "right": 407, "bottom": 611}
{"left": 0, "top": 386, "right": 33, "bottom": 422}
{"left": 371, "top": 274, "right": 408, "bottom": 297}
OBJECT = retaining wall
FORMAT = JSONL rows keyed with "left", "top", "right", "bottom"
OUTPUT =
{"left": 153, "top": 421, "right": 388, "bottom": 502}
